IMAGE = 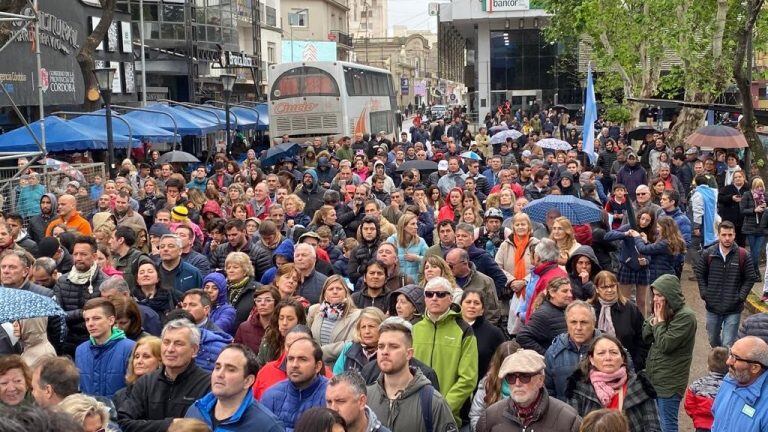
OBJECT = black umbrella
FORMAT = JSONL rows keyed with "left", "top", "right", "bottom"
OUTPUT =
{"left": 626, "top": 126, "right": 659, "bottom": 141}
{"left": 396, "top": 160, "right": 439, "bottom": 173}
{"left": 157, "top": 150, "right": 200, "bottom": 164}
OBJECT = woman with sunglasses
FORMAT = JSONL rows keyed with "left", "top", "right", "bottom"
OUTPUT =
{"left": 566, "top": 335, "right": 660, "bottom": 432}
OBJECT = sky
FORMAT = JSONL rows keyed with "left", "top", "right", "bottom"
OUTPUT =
{"left": 387, "top": 0, "right": 438, "bottom": 36}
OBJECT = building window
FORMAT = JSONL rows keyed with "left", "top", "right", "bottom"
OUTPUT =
{"left": 266, "top": 6, "right": 277, "bottom": 26}
{"left": 268, "top": 42, "right": 276, "bottom": 63}
{"left": 288, "top": 9, "right": 308, "bottom": 27}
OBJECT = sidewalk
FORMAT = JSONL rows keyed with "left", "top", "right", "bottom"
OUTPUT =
{"left": 747, "top": 266, "right": 768, "bottom": 314}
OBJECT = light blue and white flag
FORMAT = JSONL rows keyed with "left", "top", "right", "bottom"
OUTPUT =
{"left": 582, "top": 63, "right": 597, "bottom": 163}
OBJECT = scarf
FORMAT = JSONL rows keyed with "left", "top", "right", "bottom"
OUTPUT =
{"left": 228, "top": 277, "right": 251, "bottom": 305}
{"left": 696, "top": 185, "right": 718, "bottom": 247}
{"left": 589, "top": 366, "right": 628, "bottom": 407}
{"left": 513, "top": 389, "right": 543, "bottom": 427}
{"left": 725, "top": 166, "right": 741, "bottom": 186}
{"left": 597, "top": 299, "right": 617, "bottom": 337}
{"left": 513, "top": 234, "right": 530, "bottom": 282}
{"left": 320, "top": 301, "right": 346, "bottom": 319}
{"left": 753, "top": 189, "right": 765, "bottom": 208}
{"left": 67, "top": 262, "right": 98, "bottom": 293}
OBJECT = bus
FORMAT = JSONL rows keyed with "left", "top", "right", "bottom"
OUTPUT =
{"left": 268, "top": 61, "right": 398, "bottom": 139}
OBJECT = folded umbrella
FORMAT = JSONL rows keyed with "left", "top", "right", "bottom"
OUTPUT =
{"left": 0, "top": 287, "right": 65, "bottom": 323}
{"left": 522, "top": 195, "right": 604, "bottom": 225}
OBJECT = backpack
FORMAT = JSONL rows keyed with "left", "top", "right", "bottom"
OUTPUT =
{"left": 706, "top": 246, "right": 747, "bottom": 273}
{"left": 419, "top": 384, "right": 435, "bottom": 432}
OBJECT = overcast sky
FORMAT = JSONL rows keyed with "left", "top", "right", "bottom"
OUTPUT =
{"left": 387, "top": 0, "right": 438, "bottom": 36}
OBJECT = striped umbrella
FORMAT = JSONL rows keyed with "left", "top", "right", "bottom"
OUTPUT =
{"left": 685, "top": 125, "right": 747, "bottom": 149}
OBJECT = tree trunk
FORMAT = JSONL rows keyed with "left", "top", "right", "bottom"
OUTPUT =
{"left": 627, "top": 100, "right": 644, "bottom": 130}
{"left": 77, "top": 0, "right": 116, "bottom": 111}
{"left": 733, "top": 0, "right": 767, "bottom": 180}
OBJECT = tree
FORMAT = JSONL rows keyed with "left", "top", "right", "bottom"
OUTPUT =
{"left": 77, "top": 0, "right": 116, "bottom": 111}
{"left": 733, "top": 0, "right": 767, "bottom": 180}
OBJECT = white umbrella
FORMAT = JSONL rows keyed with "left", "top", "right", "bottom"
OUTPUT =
{"left": 537, "top": 138, "right": 572, "bottom": 151}
{"left": 490, "top": 129, "right": 523, "bottom": 145}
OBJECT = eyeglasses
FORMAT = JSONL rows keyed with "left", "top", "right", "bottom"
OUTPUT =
{"left": 447, "top": 261, "right": 466, "bottom": 269}
{"left": 504, "top": 373, "right": 537, "bottom": 384}
{"left": 636, "top": 192, "right": 649, "bottom": 196}
{"left": 729, "top": 349, "right": 767, "bottom": 368}
{"left": 598, "top": 283, "right": 618, "bottom": 291}
{"left": 424, "top": 291, "right": 451, "bottom": 299}
{"left": 255, "top": 297, "right": 275, "bottom": 304}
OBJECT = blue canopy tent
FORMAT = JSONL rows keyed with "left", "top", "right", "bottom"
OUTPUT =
{"left": 253, "top": 103, "right": 268, "bottom": 131}
{"left": 0, "top": 116, "right": 137, "bottom": 153}
{"left": 173, "top": 105, "right": 231, "bottom": 129}
{"left": 123, "top": 103, "right": 221, "bottom": 136}
{"left": 70, "top": 109, "right": 179, "bottom": 144}
{"left": 197, "top": 105, "right": 258, "bottom": 131}
{"left": 229, "top": 106, "right": 261, "bottom": 131}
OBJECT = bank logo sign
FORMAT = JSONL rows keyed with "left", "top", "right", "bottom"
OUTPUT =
{"left": 482, "top": 0, "right": 530, "bottom": 12}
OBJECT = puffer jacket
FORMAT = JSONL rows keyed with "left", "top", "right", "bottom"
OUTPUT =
{"left": 181, "top": 250, "right": 210, "bottom": 277}
{"left": 565, "top": 368, "right": 660, "bottom": 432}
{"left": 517, "top": 300, "right": 567, "bottom": 355}
{"left": 187, "top": 390, "right": 284, "bottom": 432}
{"left": 367, "top": 367, "right": 457, "bottom": 432}
{"left": 308, "top": 222, "right": 346, "bottom": 245}
{"left": 195, "top": 328, "right": 233, "bottom": 372}
{"left": 684, "top": 371, "right": 725, "bottom": 430}
{"left": 54, "top": 268, "right": 108, "bottom": 355}
{"left": 75, "top": 328, "right": 136, "bottom": 398}
{"left": 204, "top": 273, "right": 236, "bottom": 336}
{"left": 740, "top": 190, "right": 768, "bottom": 235}
{"left": 412, "top": 307, "right": 478, "bottom": 422}
{"left": 28, "top": 193, "right": 57, "bottom": 243}
{"left": 664, "top": 207, "right": 692, "bottom": 246}
{"left": 565, "top": 246, "right": 601, "bottom": 301}
{"left": 348, "top": 237, "right": 382, "bottom": 284}
{"left": 251, "top": 236, "right": 285, "bottom": 278}
{"left": 261, "top": 375, "right": 329, "bottom": 432}
{"left": 695, "top": 243, "right": 758, "bottom": 315}
{"left": 476, "top": 388, "right": 581, "bottom": 432}
{"left": 209, "top": 240, "right": 261, "bottom": 273}
{"left": 545, "top": 331, "right": 597, "bottom": 400}
{"left": 738, "top": 312, "right": 768, "bottom": 344}
{"left": 643, "top": 274, "right": 697, "bottom": 397}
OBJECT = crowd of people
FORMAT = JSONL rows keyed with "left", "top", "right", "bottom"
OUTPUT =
{"left": 0, "top": 107, "right": 767, "bottom": 432}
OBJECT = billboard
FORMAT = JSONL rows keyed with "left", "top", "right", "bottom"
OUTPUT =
{"left": 281, "top": 41, "right": 338, "bottom": 62}
{"left": 483, "top": 0, "right": 530, "bottom": 12}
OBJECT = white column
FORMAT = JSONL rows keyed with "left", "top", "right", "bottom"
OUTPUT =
{"left": 477, "top": 20, "right": 491, "bottom": 121}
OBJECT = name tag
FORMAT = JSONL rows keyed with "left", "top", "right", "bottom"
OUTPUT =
{"left": 742, "top": 404, "right": 756, "bottom": 418}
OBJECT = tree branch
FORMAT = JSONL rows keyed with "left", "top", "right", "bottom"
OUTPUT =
{"left": 599, "top": 31, "right": 634, "bottom": 96}
{"left": 711, "top": 0, "right": 728, "bottom": 59}
{"left": 76, "top": 0, "right": 116, "bottom": 110}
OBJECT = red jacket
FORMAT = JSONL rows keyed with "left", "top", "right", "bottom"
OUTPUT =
{"left": 233, "top": 311, "right": 265, "bottom": 354}
{"left": 526, "top": 261, "right": 568, "bottom": 322}
{"left": 252, "top": 352, "right": 333, "bottom": 400}
{"left": 684, "top": 387, "right": 714, "bottom": 430}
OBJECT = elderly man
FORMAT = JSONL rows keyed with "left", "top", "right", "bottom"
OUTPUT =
{"left": 158, "top": 234, "right": 203, "bottom": 293}
{"left": 295, "top": 243, "right": 328, "bottom": 304}
{"left": 446, "top": 248, "right": 501, "bottom": 325}
{"left": 544, "top": 301, "right": 599, "bottom": 400}
{"left": 375, "top": 242, "right": 414, "bottom": 292}
{"left": 44, "top": 194, "right": 92, "bottom": 236}
{"left": 100, "top": 276, "right": 161, "bottom": 336}
{"left": 326, "top": 371, "right": 391, "bottom": 432}
{"left": 186, "top": 344, "right": 283, "bottom": 431}
{"left": 413, "top": 276, "right": 478, "bottom": 425}
{"left": 476, "top": 349, "right": 581, "bottom": 432}
{"left": 118, "top": 319, "right": 211, "bottom": 432}
{"left": 30, "top": 257, "right": 58, "bottom": 289}
{"left": 455, "top": 223, "right": 508, "bottom": 299}
{"left": 261, "top": 337, "right": 330, "bottom": 431}
{"left": 711, "top": 336, "right": 768, "bottom": 431}
{"left": 634, "top": 185, "right": 664, "bottom": 218}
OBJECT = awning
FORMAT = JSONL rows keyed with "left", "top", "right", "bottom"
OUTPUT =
{"left": 0, "top": 116, "right": 137, "bottom": 153}
{"left": 70, "top": 109, "right": 180, "bottom": 144}
{"left": 123, "top": 103, "right": 221, "bottom": 136}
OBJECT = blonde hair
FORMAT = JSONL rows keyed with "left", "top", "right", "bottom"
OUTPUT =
{"left": 225, "top": 251, "right": 255, "bottom": 278}
{"left": 283, "top": 194, "right": 306, "bottom": 213}
{"left": 352, "top": 307, "right": 386, "bottom": 343}
{"left": 320, "top": 275, "right": 357, "bottom": 314}
{"left": 419, "top": 255, "right": 457, "bottom": 288}
{"left": 753, "top": 177, "right": 765, "bottom": 190}
{"left": 168, "top": 418, "right": 211, "bottom": 432}
{"left": 551, "top": 216, "right": 575, "bottom": 251}
{"left": 512, "top": 212, "right": 533, "bottom": 235}
{"left": 125, "top": 336, "right": 162, "bottom": 384}
{"left": 57, "top": 394, "right": 109, "bottom": 429}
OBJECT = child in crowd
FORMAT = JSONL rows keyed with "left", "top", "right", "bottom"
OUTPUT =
{"left": 605, "top": 183, "right": 629, "bottom": 230}
{"left": 684, "top": 346, "right": 729, "bottom": 432}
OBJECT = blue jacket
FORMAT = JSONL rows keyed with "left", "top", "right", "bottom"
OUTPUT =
{"left": 260, "top": 239, "right": 295, "bottom": 285}
{"left": 204, "top": 273, "right": 237, "bottom": 336}
{"left": 187, "top": 390, "right": 284, "bottom": 432}
{"left": 466, "top": 245, "right": 508, "bottom": 298}
{"left": 633, "top": 237, "right": 680, "bottom": 283}
{"left": 664, "top": 207, "right": 692, "bottom": 247}
{"left": 604, "top": 225, "right": 641, "bottom": 269}
{"left": 174, "top": 261, "right": 204, "bottom": 293}
{"left": 17, "top": 184, "right": 45, "bottom": 219}
{"left": 196, "top": 328, "right": 233, "bottom": 372}
{"left": 76, "top": 329, "right": 135, "bottom": 398}
{"left": 187, "top": 177, "right": 208, "bottom": 193}
{"left": 545, "top": 332, "right": 594, "bottom": 400}
{"left": 712, "top": 371, "right": 768, "bottom": 432}
{"left": 261, "top": 376, "right": 329, "bottom": 432}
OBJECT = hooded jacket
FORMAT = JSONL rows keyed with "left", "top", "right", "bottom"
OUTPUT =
{"left": 28, "top": 193, "right": 57, "bottom": 243}
{"left": 412, "top": 307, "right": 478, "bottom": 422}
{"left": 366, "top": 367, "right": 457, "bottom": 432}
{"left": 616, "top": 162, "right": 648, "bottom": 201}
{"left": 196, "top": 328, "right": 233, "bottom": 373}
{"left": 260, "top": 239, "right": 295, "bottom": 285}
{"left": 186, "top": 177, "right": 208, "bottom": 193}
{"left": 642, "top": 274, "right": 697, "bottom": 397}
{"left": 366, "top": 161, "right": 396, "bottom": 193}
{"left": 557, "top": 172, "right": 580, "bottom": 197}
{"left": 76, "top": 328, "right": 136, "bottom": 398}
{"left": 261, "top": 375, "right": 329, "bottom": 432}
{"left": 565, "top": 246, "right": 601, "bottom": 301}
{"left": 387, "top": 284, "right": 425, "bottom": 324}
{"left": 204, "top": 273, "right": 236, "bottom": 336}
{"left": 518, "top": 299, "right": 569, "bottom": 355}
{"left": 296, "top": 169, "right": 327, "bottom": 218}
{"left": 186, "top": 390, "right": 283, "bottom": 432}
{"left": 18, "top": 317, "right": 56, "bottom": 368}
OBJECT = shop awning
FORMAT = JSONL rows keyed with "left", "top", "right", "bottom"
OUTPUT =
{"left": 0, "top": 116, "right": 137, "bottom": 153}
{"left": 123, "top": 103, "right": 221, "bottom": 136}
{"left": 70, "top": 109, "right": 180, "bottom": 144}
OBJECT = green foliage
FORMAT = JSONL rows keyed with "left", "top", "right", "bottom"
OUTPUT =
{"left": 604, "top": 104, "right": 632, "bottom": 124}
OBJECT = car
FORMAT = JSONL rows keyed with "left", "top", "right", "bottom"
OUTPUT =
{"left": 429, "top": 105, "right": 448, "bottom": 121}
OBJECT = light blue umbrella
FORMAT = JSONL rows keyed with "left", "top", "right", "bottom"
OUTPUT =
{"left": 522, "top": 195, "right": 604, "bottom": 224}
{"left": 0, "top": 287, "right": 65, "bottom": 322}
{"left": 490, "top": 129, "right": 523, "bottom": 144}
{"left": 461, "top": 151, "right": 481, "bottom": 160}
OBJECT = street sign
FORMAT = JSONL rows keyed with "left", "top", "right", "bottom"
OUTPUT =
{"left": 401, "top": 78, "right": 409, "bottom": 95}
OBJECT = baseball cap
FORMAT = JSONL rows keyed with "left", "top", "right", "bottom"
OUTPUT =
{"left": 497, "top": 349, "right": 545, "bottom": 378}
{"left": 299, "top": 232, "right": 321, "bottom": 242}
{"left": 685, "top": 147, "right": 699, "bottom": 155}
{"left": 438, "top": 160, "right": 449, "bottom": 171}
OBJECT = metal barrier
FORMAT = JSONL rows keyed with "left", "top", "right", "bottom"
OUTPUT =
{"left": 0, "top": 162, "right": 106, "bottom": 222}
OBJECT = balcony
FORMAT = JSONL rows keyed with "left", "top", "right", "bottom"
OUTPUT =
{"left": 329, "top": 30, "right": 353, "bottom": 48}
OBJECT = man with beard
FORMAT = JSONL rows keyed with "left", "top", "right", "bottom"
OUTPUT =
{"left": 296, "top": 169, "right": 327, "bottom": 218}
{"left": 366, "top": 320, "right": 457, "bottom": 432}
{"left": 476, "top": 349, "right": 581, "bottom": 431}
{"left": 89, "top": 193, "right": 113, "bottom": 223}
{"left": 711, "top": 336, "right": 768, "bottom": 431}
{"left": 54, "top": 235, "right": 108, "bottom": 356}
{"left": 114, "top": 191, "right": 147, "bottom": 232}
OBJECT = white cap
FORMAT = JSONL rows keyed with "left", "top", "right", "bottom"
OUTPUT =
{"left": 438, "top": 160, "right": 449, "bottom": 171}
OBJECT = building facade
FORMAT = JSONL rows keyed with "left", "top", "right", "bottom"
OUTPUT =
{"left": 281, "top": 0, "right": 352, "bottom": 62}
{"left": 349, "top": 0, "right": 387, "bottom": 39}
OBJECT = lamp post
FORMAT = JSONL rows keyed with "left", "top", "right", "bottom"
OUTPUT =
{"left": 93, "top": 67, "right": 116, "bottom": 179}
{"left": 220, "top": 73, "right": 236, "bottom": 155}
{"left": 289, "top": 8, "right": 309, "bottom": 61}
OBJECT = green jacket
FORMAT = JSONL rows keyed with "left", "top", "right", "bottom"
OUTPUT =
{"left": 413, "top": 307, "right": 478, "bottom": 424}
{"left": 335, "top": 146, "right": 355, "bottom": 163}
{"left": 642, "top": 274, "right": 697, "bottom": 397}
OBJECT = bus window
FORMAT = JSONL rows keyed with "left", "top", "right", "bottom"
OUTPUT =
{"left": 272, "top": 66, "right": 339, "bottom": 99}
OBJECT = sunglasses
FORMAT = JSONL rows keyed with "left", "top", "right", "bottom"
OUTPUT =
{"left": 504, "top": 372, "right": 537, "bottom": 384}
{"left": 424, "top": 291, "right": 451, "bottom": 299}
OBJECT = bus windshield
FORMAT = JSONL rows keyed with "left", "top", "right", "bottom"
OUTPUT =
{"left": 271, "top": 66, "right": 340, "bottom": 100}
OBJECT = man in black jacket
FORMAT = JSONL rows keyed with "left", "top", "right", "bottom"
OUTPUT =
{"left": 117, "top": 318, "right": 211, "bottom": 432}
{"left": 209, "top": 219, "right": 260, "bottom": 272}
{"left": 28, "top": 193, "right": 57, "bottom": 244}
{"left": 695, "top": 221, "right": 759, "bottom": 348}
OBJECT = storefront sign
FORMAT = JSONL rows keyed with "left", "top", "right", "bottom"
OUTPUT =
{"left": 401, "top": 78, "right": 409, "bottom": 95}
{"left": 483, "top": 0, "right": 530, "bottom": 12}
{"left": 225, "top": 52, "right": 255, "bottom": 68}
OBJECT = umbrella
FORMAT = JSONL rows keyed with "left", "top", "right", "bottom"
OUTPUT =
{"left": 489, "top": 124, "right": 509, "bottom": 133}
{"left": 490, "top": 129, "right": 523, "bottom": 144}
{"left": 537, "top": 138, "right": 572, "bottom": 151}
{"left": 261, "top": 143, "right": 302, "bottom": 167}
{"left": 627, "top": 126, "right": 659, "bottom": 141}
{"left": 158, "top": 150, "right": 200, "bottom": 164}
{"left": 552, "top": 104, "right": 568, "bottom": 111}
{"left": 395, "top": 160, "right": 439, "bottom": 173}
{"left": 522, "top": 195, "right": 604, "bottom": 225}
{"left": 686, "top": 125, "right": 748, "bottom": 149}
{"left": 460, "top": 151, "right": 481, "bottom": 160}
{"left": 0, "top": 287, "right": 65, "bottom": 323}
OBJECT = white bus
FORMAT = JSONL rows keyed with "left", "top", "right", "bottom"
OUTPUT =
{"left": 268, "top": 61, "right": 397, "bottom": 139}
